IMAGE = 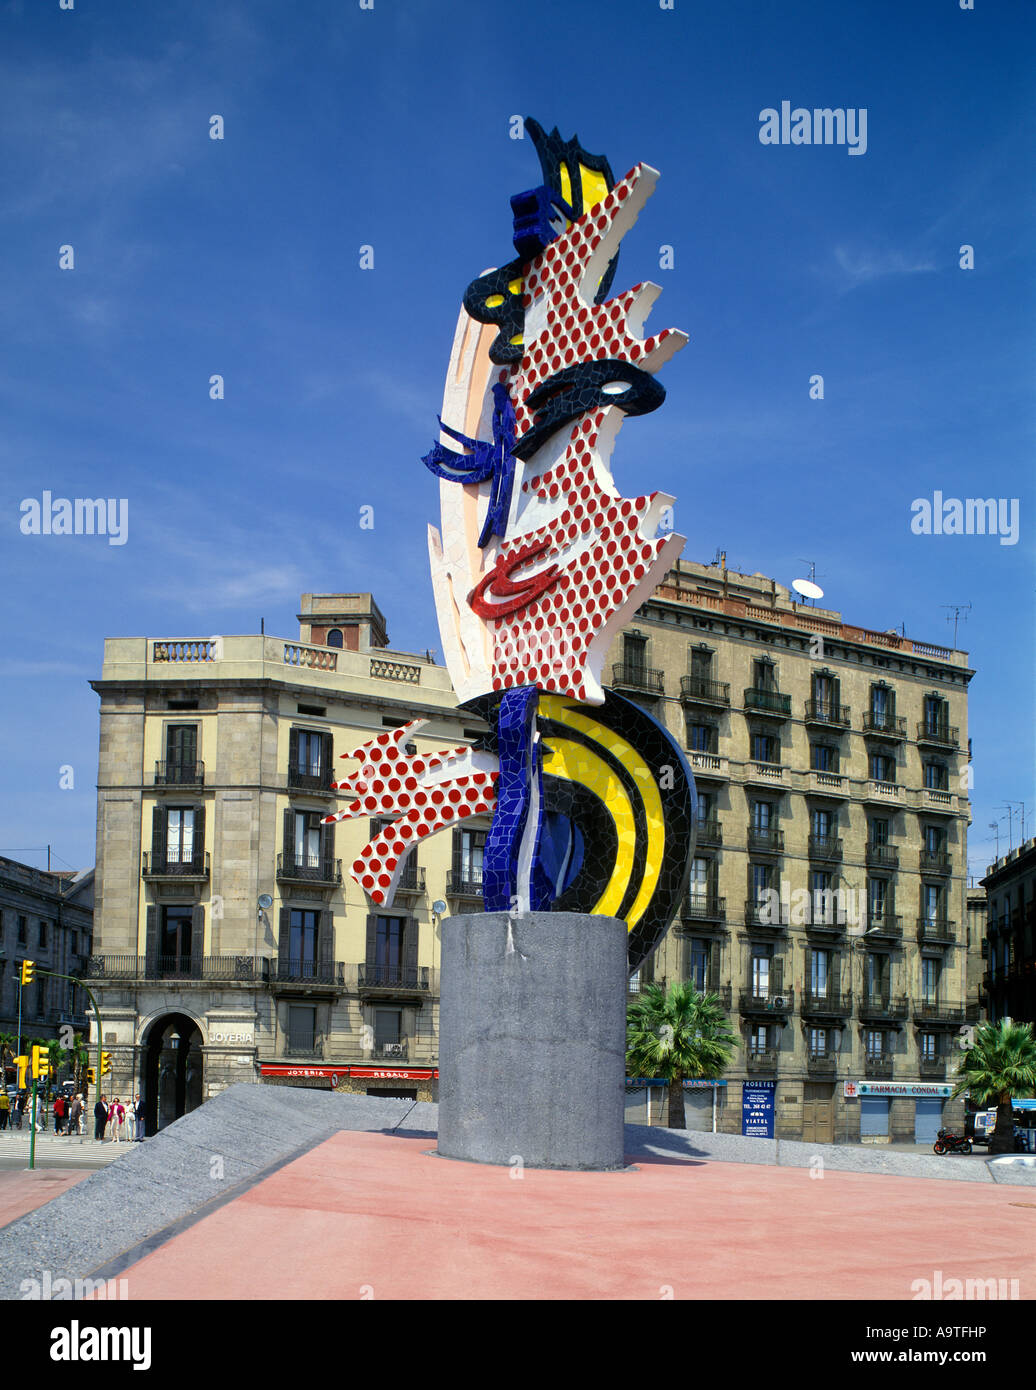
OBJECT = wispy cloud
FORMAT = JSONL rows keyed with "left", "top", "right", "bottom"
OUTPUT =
{"left": 826, "top": 245, "right": 938, "bottom": 291}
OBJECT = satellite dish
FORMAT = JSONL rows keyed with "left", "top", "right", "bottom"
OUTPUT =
{"left": 792, "top": 578, "right": 824, "bottom": 600}
{"left": 432, "top": 900, "right": 448, "bottom": 916}
{"left": 257, "top": 893, "right": 273, "bottom": 911}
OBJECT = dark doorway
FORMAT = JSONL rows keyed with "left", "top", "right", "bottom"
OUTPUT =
{"left": 143, "top": 1013, "right": 204, "bottom": 1136}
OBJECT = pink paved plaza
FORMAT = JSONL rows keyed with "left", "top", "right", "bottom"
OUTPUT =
{"left": 101, "top": 1131, "right": 1033, "bottom": 1301}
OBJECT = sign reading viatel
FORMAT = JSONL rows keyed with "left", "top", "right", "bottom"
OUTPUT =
{"left": 742, "top": 1080, "right": 776, "bottom": 1138}
{"left": 322, "top": 119, "right": 697, "bottom": 973}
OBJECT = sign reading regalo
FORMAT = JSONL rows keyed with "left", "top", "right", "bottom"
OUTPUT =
{"left": 850, "top": 1081, "right": 954, "bottom": 1099}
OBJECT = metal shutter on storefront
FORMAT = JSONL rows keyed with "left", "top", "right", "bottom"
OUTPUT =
{"left": 914, "top": 1098, "right": 944, "bottom": 1144}
{"left": 860, "top": 1096, "right": 889, "bottom": 1136}
{"left": 624, "top": 1086, "right": 649, "bottom": 1126}
{"left": 684, "top": 1087, "right": 713, "bottom": 1132}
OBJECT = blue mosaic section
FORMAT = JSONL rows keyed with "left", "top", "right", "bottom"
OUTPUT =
{"left": 482, "top": 686, "right": 552, "bottom": 912}
{"left": 422, "top": 383, "right": 517, "bottom": 548}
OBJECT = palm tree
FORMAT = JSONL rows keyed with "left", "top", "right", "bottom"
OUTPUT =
{"left": 953, "top": 1018, "right": 1036, "bottom": 1155}
{"left": 627, "top": 981, "right": 737, "bottom": 1128}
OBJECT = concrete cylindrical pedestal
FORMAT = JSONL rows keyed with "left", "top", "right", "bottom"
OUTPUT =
{"left": 437, "top": 911, "right": 627, "bottom": 1170}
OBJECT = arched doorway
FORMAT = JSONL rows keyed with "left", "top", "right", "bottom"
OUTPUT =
{"left": 142, "top": 1013, "right": 204, "bottom": 1136}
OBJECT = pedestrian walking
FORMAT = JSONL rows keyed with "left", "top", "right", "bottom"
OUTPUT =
{"left": 133, "top": 1094, "right": 145, "bottom": 1142}
{"left": 53, "top": 1093, "right": 65, "bottom": 1135}
{"left": 0, "top": 1090, "right": 9, "bottom": 1131}
{"left": 15, "top": 1092, "right": 27, "bottom": 1130}
{"left": 69, "top": 1093, "right": 83, "bottom": 1137}
{"left": 94, "top": 1094, "right": 108, "bottom": 1141}
{"left": 108, "top": 1097, "right": 124, "bottom": 1144}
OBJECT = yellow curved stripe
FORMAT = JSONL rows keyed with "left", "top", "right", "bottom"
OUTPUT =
{"left": 540, "top": 735, "right": 633, "bottom": 920}
{"left": 540, "top": 695, "right": 666, "bottom": 930}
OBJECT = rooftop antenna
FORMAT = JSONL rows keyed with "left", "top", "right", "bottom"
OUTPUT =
{"left": 940, "top": 601, "right": 971, "bottom": 649}
{"left": 1006, "top": 800, "right": 1027, "bottom": 842}
{"left": 988, "top": 822, "right": 1000, "bottom": 858}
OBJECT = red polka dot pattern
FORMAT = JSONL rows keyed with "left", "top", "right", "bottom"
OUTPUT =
{"left": 323, "top": 722, "right": 499, "bottom": 907}
{"left": 472, "top": 163, "right": 682, "bottom": 702}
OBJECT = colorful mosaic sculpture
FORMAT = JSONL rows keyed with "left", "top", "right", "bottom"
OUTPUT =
{"left": 326, "top": 120, "right": 697, "bottom": 970}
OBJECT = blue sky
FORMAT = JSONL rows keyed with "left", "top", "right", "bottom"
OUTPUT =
{"left": 0, "top": 0, "right": 1032, "bottom": 879}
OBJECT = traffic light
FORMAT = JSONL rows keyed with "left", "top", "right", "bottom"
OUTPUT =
{"left": 30, "top": 1045, "right": 50, "bottom": 1080}
{"left": 20, "top": 960, "right": 35, "bottom": 985}
{"left": 86, "top": 1067, "right": 96, "bottom": 1086}
{"left": 15, "top": 1056, "right": 28, "bottom": 1089}
{"left": 100, "top": 1051, "right": 112, "bottom": 1076}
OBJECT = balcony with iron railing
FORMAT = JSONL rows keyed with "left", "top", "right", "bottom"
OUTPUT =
{"left": 681, "top": 895, "right": 727, "bottom": 925}
{"left": 446, "top": 869, "right": 483, "bottom": 898}
{"left": 800, "top": 990, "right": 852, "bottom": 1018}
{"left": 806, "top": 1053, "right": 838, "bottom": 1076}
{"left": 744, "top": 898, "right": 786, "bottom": 930}
{"left": 394, "top": 863, "right": 427, "bottom": 895}
{"left": 276, "top": 853, "right": 343, "bottom": 887}
{"left": 287, "top": 761, "right": 335, "bottom": 794}
{"left": 696, "top": 818, "right": 723, "bottom": 848}
{"left": 919, "top": 851, "right": 952, "bottom": 875}
{"left": 679, "top": 676, "right": 730, "bottom": 707}
{"left": 864, "top": 1056, "right": 894, "bottom": 1079}
{"left": 142, "top": 851, "right": 210, "bottom": 881}
{"left": 738, "top": 988, "right": 793, "bottom": 1015}
{"left": 865, "top": 843, "right": 899, "bottom": 869}
{"left": 913, "top": 1000, "right": 971, "bottom": 1025}
{"left": 863, "top": 912, "right": 902, "bottom": 940}
{"left": 916, "top": 918, "right": 956, "bottom": 946}
{"left": 804, "top": 701, "right": 851, "bottom": 729}
{"left": 743, "top": 687, "right": 791, "bottom": 718}
{"left": 747, "top": 826, "right": 784, "bottom": 856}
{"left": 862, "top": 712, "right": 906, "bottom": 739}
{"left": 746, "top": 1049, "right": 778, "bottom": 1073}
{"left": 86, "top": 954, "right": 266, "bottom": 982}
{"left": 917, "top": 721, "right": 960, "bottom": 750}
{"left": 271, "top": 958, "right": 345, "bottom": 989}
{"left": 919, "top": 1057, "right": 948, "bottom": 1080}
{"left": 808, "top": 835, "right": 843, "bottom": 863}
{"left": 612, "top": 663, "right": 664, "bottom": 695}
{"left": 858, "top": 994, "right": 909, "bottom": 1021}
{"left": 372, "top": 1038, "right": 410, "bottom": 1061}
{"left": 285, "top": 1034, "right": 325, "bottom": 1059}
{"left": 357, "top": 964, "right": 436, "bottom": 997}
{"left": 154, "top": 759, "right": 205, "bottom": 788}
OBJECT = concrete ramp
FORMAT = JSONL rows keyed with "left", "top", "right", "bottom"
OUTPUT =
{"left": 0, "top": 1084, "right": 429, "bottom": 1300}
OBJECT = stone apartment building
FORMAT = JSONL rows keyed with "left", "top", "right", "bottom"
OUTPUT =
{"left": 613, "top": 557, "right": 978, "bottom": 1143}
{"left": 980, "top": 837, "right": 1036, "bottom": 1026}
{"left": 88, "top": 565, "right": 978, "bottom": 1142}
{"left": 88, "top": 595, "right": 479, "bottom": 1133}
{"left": 0, "top": 857, "right": 93, "bottom": 1054}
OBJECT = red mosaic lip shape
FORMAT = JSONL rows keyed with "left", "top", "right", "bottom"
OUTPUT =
{"left": 468, "top": 537, "right": 561, "bottom": 619}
